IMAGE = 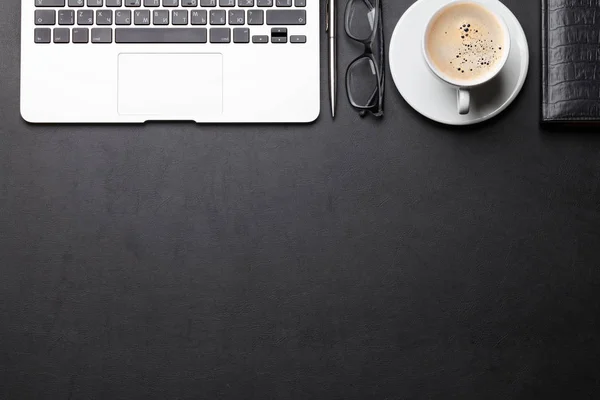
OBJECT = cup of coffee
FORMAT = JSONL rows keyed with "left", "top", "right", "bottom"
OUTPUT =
{"left": 422, "top": 0, "right": 511, "bottom": 115}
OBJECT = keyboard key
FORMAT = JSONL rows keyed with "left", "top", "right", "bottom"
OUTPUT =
{"left": 162, "top": 0, "right": 178, "bottom": 5}
{"left": 191, "top": 9, "right": 207, "bottom": 24}
{"left": 68, "top": 0, "right": 84, "bottom": 7}
{"left": 58, "top": 10, "right": 75, "bottom": 25}
{"left": 72, "top": 27, "right": 89, "bottom": 42}
{"left": 290, "top": 34, "right": 305, "bottom": 43}
{"left": 77, "top": 9, "right": 93, "bottom": 24}
{"left": 182, "top": 0, "right": 197, "bottom": 5}
{"left": 96, "top": 10, "right": 113, "bottom": 24}
{"left": 233, "top": 27, "right": 249, "bottom": 43}
{"left": 228, "top": 10, "right": 244, "bottom": 25}
{"left": 34, "top": 27, "right": 51, "bottom": 43}
{"left": 106, "top": 0, "right": 123, "bottom": 5}
{"left": 257, "top": 0, "right": 272, "bottom": 6}
{"left": 35, "top": 10, "right": 55, "bottom": 25}
{"left": 87, "top": 0, "right": 103, "bottom": 6}
{"left": 91, "top": 27, "right": 112, "bottom": 42}
{"left": 294, "top": 0, "right": 305, "bottom": 5}
{"left": 125, "top": 0, "right": 141, "bottom": 6}
{"left": 200, "top": 0, "right": 216, "bottom": 6}
{"left": 172, "top": 10, "right": 188, "bottom": 25}
{"left": 210, "top": 10, "right": 225, "bottom": 25}
{"left": 276, "top": 0, "right": 291, "bottom": 6}
{"left": 271, "top": 27, "right": 286, "bottom": 35}
{"left": 247, "top": 9, "right": 263, "bottom": 25}
{"left": 266, "top": 9, "right": 305, "bottom": 24}
{"left": 144, "top": 0, "right": 160, "bottom": 5}
{"left": 252, "top": 34, "right": 268, "bottom": 43}
{"left": 153, "top": 10, "right": 169, "bottom": 24}
{"left": 271, "top": 26, "right": 287, "bottom": 42}
{"left": 238, "top": 0, "right": 253, "bottom": 6}
{"left": 35, "top": 0, "right": 65, "bottom": 6}
{"left": 220, "top": 0, "right": 235, "bottom": 6}
{"left": 134, "top": 9, "right": 150, "bottom": 24}
{"left": 115, "top": 27, "right": 207, "bottom": 42}
{"left": 210, "top": 27, "right": 230, "bottom": 43}
{"left": 116, "top": 9, "right": 131, "bottom": 24}
{"left": 54, "top": 28, "right": 70, "bottom": 43}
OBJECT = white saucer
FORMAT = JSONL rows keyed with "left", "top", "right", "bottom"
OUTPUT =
{"left": 389, "top": 0, "right": 529, "bottom": 125}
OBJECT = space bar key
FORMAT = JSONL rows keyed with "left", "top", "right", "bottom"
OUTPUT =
{"left": 115, "top": 28, "right": 208, "bottom": 43}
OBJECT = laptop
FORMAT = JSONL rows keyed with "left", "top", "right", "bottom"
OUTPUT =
{"left": 21, "top": 0, "right": 320, "bottom": 123}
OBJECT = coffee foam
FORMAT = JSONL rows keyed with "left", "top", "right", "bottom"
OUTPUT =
{"left": 426, "top": 3, "right": 505, "bottom": 83}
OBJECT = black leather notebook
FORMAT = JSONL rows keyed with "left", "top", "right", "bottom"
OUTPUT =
{"left": 542, "top": 0, "right": 600, "bottom": 123}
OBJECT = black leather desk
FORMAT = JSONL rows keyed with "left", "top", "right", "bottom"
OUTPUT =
{"left": 2, "top": 0, "right": 600, "bottom": 398}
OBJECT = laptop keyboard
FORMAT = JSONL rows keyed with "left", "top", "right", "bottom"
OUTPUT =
{"left": 33, "top": 0, "right": 307, "bottom": 44}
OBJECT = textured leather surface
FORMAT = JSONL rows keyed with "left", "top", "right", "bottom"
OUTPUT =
{"left": 542, "top": 0, "right": 600, "bottom": 122}
{"left": 3, "top": 0, "right": 600, "bottom": 399}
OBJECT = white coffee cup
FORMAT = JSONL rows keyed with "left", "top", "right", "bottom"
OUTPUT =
{"left": 422, "top": 0, "right": 511, "bottom": 115}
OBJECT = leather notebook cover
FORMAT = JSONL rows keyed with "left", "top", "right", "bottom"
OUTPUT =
{"left": 542, "top": 0, "right": 600, "bottom": 123}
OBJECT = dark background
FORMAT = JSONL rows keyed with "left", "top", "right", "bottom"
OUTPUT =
{"left": 2, "top": 0, "right": 600, "bottom": 399}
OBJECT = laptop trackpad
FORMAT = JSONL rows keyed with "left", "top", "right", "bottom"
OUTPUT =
{"left": 118, "top": 53, "right": 223, "bottom": 117}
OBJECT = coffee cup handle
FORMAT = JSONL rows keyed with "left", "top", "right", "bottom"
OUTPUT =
{"left": 457, "top": 88, "right": 470, "bottom": 115}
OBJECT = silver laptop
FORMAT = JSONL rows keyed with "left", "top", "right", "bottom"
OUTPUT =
{"left": 21, "top": 0, "right": 320, "bottom": 123}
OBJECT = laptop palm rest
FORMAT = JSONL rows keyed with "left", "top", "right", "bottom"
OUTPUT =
{"left": 117, "top": 53, "right": 223, "bottom": 118}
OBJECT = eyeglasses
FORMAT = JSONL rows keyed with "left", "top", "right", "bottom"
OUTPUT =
{"left": 345, "top": 0, "right": 385, "bottom": 118}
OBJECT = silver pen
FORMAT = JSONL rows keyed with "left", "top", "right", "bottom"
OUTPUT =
{"left": 327, "top": 0, "right": 336, "bottom": 118}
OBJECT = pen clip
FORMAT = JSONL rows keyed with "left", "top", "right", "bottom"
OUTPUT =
{"left": 326, "top": 0, "right": 329, "bottom": 32}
